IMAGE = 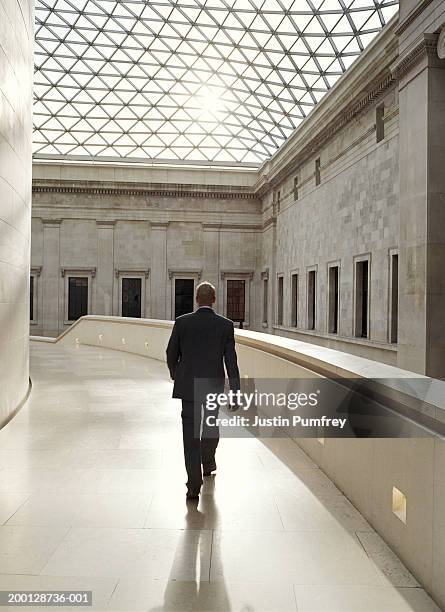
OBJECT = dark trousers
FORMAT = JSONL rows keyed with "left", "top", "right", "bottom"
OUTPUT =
{"left": 181, "top": 400, "right": 219, "bottom": 490}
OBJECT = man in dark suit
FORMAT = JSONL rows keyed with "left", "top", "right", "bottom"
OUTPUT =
{"left": 166, "top": 281, "right": 240, "bottom": 499}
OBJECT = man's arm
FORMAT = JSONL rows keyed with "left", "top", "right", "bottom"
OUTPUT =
{"left": 166, "top": 321, "right": 180, "bottom": 380}
{"left": 224, "top": 321, "right": 240, "bottom": 392}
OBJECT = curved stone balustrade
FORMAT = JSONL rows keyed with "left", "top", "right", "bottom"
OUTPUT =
{"left": 32, "top": 315, "right": 445, "bottom": 431}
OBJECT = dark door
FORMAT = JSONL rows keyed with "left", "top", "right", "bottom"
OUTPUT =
{"left": 360, "top": 262, "right": 368, "bottom": 338}
{"left": 122, "top": 277, "right": 142, "bottom": 318}
{"left": 68, "top": 277, "right": 88, "bottom": 321}
{"left": 227, "top": 279, "right": 245, "bottom": 323}
{"left": 30, "top": 275, "right": 34, "bottom": 321}
{"left": 175, "top": 279, "right": 194, "bottom": 318}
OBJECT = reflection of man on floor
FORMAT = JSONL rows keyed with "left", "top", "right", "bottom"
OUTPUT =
{"left": 148, "top": 484, "right": 230, "bottom": 612}
{"left": 166, "top": 281, "right": 240, "bottom": 499}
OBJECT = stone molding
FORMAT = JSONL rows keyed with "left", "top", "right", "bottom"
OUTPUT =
{"left": 255, "top": 70, "right": 397, "bottom": 197}
{"left": 220, "top": 269, "right": 254, "bottom": 280}
{"left": 41, "top": 218, "right": 62, "bottom": 226}
{"left": 168, "top": 268, "right": 202, "bottom": 280}
{"left": 61, "top": 267, "right": 96, "bottom": 278}
{"left": 391, "top": 33, "right": 440, "bottom": 80}
{"left": 202, "top": 222, "right": 262, "bottom": 231}
{"left": 394, "top": 0, "right": 435, "bottom": 36}
{"left": 262, "top": 217, "right": 276, "bottom": 231}
{"left": 32, "top": 181, "right": 257, "bottom": 200}
{"left": 150, "top": 221, "right": 169, "bottom": 230}
{"left": 261, "top": 268, "right": 269, "bottom": 281}
{"left": 96, "top": 220, "right": 116, "bottom": 227}
{"left": 438, "top": 26, "right": 445, "bottom": 59}
{"left": 275, "top": 103, "right": 398, "bottom": 206}
{"left": 31, "top": 266, "right": 42, "bottom": 276}
{"left": 115, "top": 268, "right": 150, "bottom": 279}
{"left": 218, "top": 223, "right": 262, "bottom": 232}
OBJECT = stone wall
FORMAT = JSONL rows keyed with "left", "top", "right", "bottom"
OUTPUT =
{"left": 0, "top": 0, "right": 33, "bottom": 425}
{"left": 266, "top": 88, "right": 400, "bottom": 365}
{"left": 31, "top": 171, "right": 261, "bottom": 336}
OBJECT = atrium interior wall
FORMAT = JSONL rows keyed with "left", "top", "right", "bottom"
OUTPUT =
{"left": 0, "top": 0, "right": 34, "bottom": 426}
{"left": 31, "top": 77, "right": 401, "bottom": 367}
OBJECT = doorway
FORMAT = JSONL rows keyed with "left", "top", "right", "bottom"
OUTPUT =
{"left": 122, "top": 277, "right": 142, "bottom": 318}
{"left": 174, "top": 278, "right": 194, "bottom": 318}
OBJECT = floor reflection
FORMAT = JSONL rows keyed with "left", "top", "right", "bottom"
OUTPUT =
{"left": 150, "top": 480, "right": 232, "bottom": 612}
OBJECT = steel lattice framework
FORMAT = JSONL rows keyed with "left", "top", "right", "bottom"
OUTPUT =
{"left": 34, "top": 0, "right": 399, "bottom": 167}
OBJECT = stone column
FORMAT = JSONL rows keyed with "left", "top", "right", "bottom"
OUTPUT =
{"left": 396, "top": 20, "right": 445, "bottom": 376}
{"left": 268, "top": 217, "right": 277, "bottom": 334}
{"left": 203, "top": 223, "right": 221, "bottom": 310}
{"left": 150, "top": 222, "right": 168, "bottom": 320}
{"left": 42, "top": 219, "right": 62, "bottom": 336}
{"left": 96, "top": 221, "right": 115, "bottom": 315}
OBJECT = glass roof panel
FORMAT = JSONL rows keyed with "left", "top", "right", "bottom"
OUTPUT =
{"left": 33, "top": 0, "right": 399, "bottom": 166}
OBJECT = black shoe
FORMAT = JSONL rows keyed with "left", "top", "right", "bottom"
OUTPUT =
{"left": 203, "top": 463, "right": 216, "bottom": 477}
{"left": 186, "top": 487, "right": 201, "bottom": 499}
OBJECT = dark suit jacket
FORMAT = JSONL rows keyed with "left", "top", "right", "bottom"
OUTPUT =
{"left": 166, "top": 307, "right": 241, "bottom": 402}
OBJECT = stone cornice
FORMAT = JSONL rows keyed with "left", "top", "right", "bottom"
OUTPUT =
{"left": 168, "top": 268, "right": 202, "bottom": 280}
{"left": 96, "top": 220, "right": 116, "bottom": 228}
{"left": 254, "top": 19, "right": 399, "bottom": 196}
{"left": 255, "top": 69, "right": 396, "bottom": 198}
{"left": 32, "top": 180, "right": 257, "bottom": 200}
{"left": 41, "top": 218, "right": 62, "bottom": 226}
{"left": 115, "top": 268, "right": 150, "bottom": 279}
{"left": 262, "top": 217, "right": 276, "bottom": 231}
{"left": 202, "top": 222, "right": 222, "bottom": 230}
{"left": 439, "top": 26, "right": 445, "bottom": 59}
{"left": 218, "top": 223, "right": 262, "bottom": 232}
{"left": 391, "top": 33, "right": 440, "bottom": 81}
{"left": 220, "top": 269, "right": 254, "bottom": 280}
{"left": 394, "top": 0, "right": 435, "bottom": 36}
{"left": 61, "top": 267, "right": 96, "bottom": 278}
{"left": 202, "top": 221, "right": 262, "bottom": 232}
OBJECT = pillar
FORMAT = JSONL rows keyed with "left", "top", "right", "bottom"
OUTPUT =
{"left": 42, "top": 219, "right": 61, "bottom": 337}
{"left": 96, "top": 220, "right": 115, "bottom": 315}
{"left": 203, "top": 223, "right": 221, "bottom": 311}
{"left": 396, "top": 5, "right": 445, "bottom": 377}
{"left": 150, "top": 222, "right": 168, "bottom": 319}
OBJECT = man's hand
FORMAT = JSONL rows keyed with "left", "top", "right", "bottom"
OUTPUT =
{"left": 227, "top": 391, "right": 243, "bottom": 412}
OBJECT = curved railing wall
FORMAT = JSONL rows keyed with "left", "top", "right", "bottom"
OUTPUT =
{"left": 31, "top": 315, "right": 445, "bottom": 609}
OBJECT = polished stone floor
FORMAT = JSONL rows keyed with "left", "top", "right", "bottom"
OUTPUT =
{"left": 0, "top": 342, "right": 440, "bottom": 611}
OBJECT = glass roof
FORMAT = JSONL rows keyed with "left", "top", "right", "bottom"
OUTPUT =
{"left": 34, "top": 0, "right": 399, "bottom": 167}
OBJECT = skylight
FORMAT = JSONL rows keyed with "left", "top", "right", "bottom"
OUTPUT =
{"left": 33, "top": 0, "right": 399, "bottom": 167}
